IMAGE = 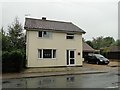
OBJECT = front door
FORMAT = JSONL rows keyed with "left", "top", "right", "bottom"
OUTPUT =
{"left": 67, "top": 50, "right": 75, "bottom": 66}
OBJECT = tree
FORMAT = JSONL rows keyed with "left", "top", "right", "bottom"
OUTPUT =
{"left": 86, "top": 40, "right": 93, "bottom": 48}
{"left": 89, "top": 36, "right": 115, "bottom": 49}
{"left": 1, "top": 27, "right": 11, "bottom": 51}
{"left": 102, "top": 37, "right": 115, "bottom": 47}
{"left": 7, "top": 17, "right": 26, "bottom": 51}
{"left": 0, "top": 27, "right": 2, "bottom": 46}
{"left": 115, "top": 39, "right": 120, "bottom": 46}
{"left": 92, "top": 36, "right": 104, "bottom": 49}
{"left": 112, "top": 39, "right": 120, "bottom": 46}
{"left": 0, "top": 28, "right": 2, "bottom": 57}
{"left": 85, "top": 36, "right": 115, "bottom": 50}
{"left": 2, "top": 17, "right": 26, "bottom": 72}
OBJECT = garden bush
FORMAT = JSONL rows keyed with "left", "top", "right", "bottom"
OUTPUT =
{"left": 2, "top": 50, "right": 25, "bottom": 73}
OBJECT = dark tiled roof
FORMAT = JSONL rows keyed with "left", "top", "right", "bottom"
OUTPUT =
{"left": 24, "top": 18, "right": 86, "bottom": 33}
{"left": 83, "top": 42, "right": 95, "bottom": 52}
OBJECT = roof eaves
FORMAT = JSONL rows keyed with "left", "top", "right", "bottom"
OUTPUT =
{"left": 24, "top": 27, "right": 84, "bottom": 33}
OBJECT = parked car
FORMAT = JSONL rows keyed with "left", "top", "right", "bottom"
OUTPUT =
{"left": 85, "top": 54, "right": 109, "bottom": 65}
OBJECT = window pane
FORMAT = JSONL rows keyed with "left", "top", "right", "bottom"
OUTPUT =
{"left": 53, "top": 50, "right": 56, "bottom": 58}
{"left": 43, "top": 31, "right": 49, "bottom": 38}
{"left": 43, "top": 31, "right": 47, "bottom": 35}
{"left": 70, "top": 51, "right": 74, "bottom": 58}
{"left": 38, "top": 31, "right": 42, "bottom": 37}
{"left": 70, "top": 59, "right": 74, "bottom": 64}
{"left": 43, "top": 49, "right": 52, "bottom": 58}
{"left": 66, "top": 33, "right": 74, "bottom": 39}
{"left": 67, "top": 36, "right": 74, "bottom": 39}
{"left": 38, "top": 49, "right": 42, "bottom": 58}
{"left": 67, "top": 50, "right": 69, "bottom": 65}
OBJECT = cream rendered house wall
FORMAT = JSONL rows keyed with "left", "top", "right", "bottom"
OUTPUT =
{"left": 26, "top": 30, "right": 84, "bottom": 67}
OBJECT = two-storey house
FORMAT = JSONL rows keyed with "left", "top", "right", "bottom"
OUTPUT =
{"left": 24, "top": 17, "right": 86, "bottom": 67}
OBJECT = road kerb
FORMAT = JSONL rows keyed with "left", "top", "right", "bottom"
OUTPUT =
{"left": 2, "top": 71, "right": 108, "bottom": 79}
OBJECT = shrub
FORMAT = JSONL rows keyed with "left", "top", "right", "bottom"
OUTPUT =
{"left": 2, "top": 50, "right": 25, "bottom": 73}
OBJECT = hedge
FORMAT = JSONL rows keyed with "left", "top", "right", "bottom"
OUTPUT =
{"left": 2, "top": 50, "right": 25, "bottom": 73}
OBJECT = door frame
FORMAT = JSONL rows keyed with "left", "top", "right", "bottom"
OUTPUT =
{"left": 66, "top": 49, "right": 76, "bottom": 66}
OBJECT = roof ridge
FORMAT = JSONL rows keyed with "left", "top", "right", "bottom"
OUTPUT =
{"left": 26, "top": 17, "right": 72, "bottom": 24}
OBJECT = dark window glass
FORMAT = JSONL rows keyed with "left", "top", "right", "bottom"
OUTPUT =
{"left": 67, "top": 36, "right": 74, "bottom": 39}
{"left": 67, "top": 50, "right": 69, "bottom": 65}
{"left": 66, "top": 77, "right": 75, "bottom": 82}
{"left": 43, "top": 31, "right": 50, "bottom": 38}
{"left": 38, "top": 49, "right": 42, "bottom": 58}
{"left": 66, "top": 33, "right": 74, "bottom": 39}
{"left": 43, "top": 31, "right": 47, "bottom": 37}
{"left": 53, "top": 50, "right": 56, "bottom": 58}
{"left": 43, "top": 49, "right": 52, "bottom": 58}
{"left": 70, "top": 59, "right": 74, "bottom": 64}
{"left": 43, "top": 31, "right": 47, "bottom": 35}
{"left": 70, "top": 51, "right": 74, "bottom": 58}
{"left": 38, "top": 31, "right": 42, "bottom": 37}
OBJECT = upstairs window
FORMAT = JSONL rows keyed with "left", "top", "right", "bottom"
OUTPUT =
{"left": 38, "top": 31, "right": 51, "bottom": 38}
{"left": 66, "top": 33, "right": 74, "bottom": 39}
{"left": 38, "top": 31, "right": 42, "bottom": 37}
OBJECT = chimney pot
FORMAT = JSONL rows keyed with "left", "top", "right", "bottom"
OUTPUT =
{"left": 42, "top": 17, "right": 46, "bottom": 20}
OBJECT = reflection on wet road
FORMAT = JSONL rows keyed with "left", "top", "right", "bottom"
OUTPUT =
{"left": 2, "top": 67, "right": 119, "bottom": 88}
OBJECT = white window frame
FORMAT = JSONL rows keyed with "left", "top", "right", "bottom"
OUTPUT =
{"left": 38, "top": 31, "right": 51, "bottom": 38}
{"left": 66, "top": 33, "right": 74, "bottom": 39}
{"left": 38, "top": 49, "right": 56, "bottom": 59}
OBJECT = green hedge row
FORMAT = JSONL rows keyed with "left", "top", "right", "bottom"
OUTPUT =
{"left": 2, "top": 50, "right": 26, "bottom": 73}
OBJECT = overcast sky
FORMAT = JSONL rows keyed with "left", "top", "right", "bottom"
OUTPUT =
{"left": 1, "top": 0, "right": 119, "bottom": 40}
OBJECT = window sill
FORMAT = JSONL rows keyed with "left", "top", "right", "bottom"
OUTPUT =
{"left": 66, "top": 39, "right": 75, "bottom": 41}
{"left": 38, "top": 58, "right": 57, "bottom": 60}
{"left": 37, "top": 37, "right": 52, "bottom": 39}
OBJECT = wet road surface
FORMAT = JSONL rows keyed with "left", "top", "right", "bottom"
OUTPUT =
{"left": 2, "top": 66, "right": 119, "bottom": 88}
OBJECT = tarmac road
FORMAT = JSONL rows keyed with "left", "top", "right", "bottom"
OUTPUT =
{"left": 2, "top": 69, "right": 119, "bottom": 88}
{"left": 2, "top": 62, "right": 119, "bottom": 88}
